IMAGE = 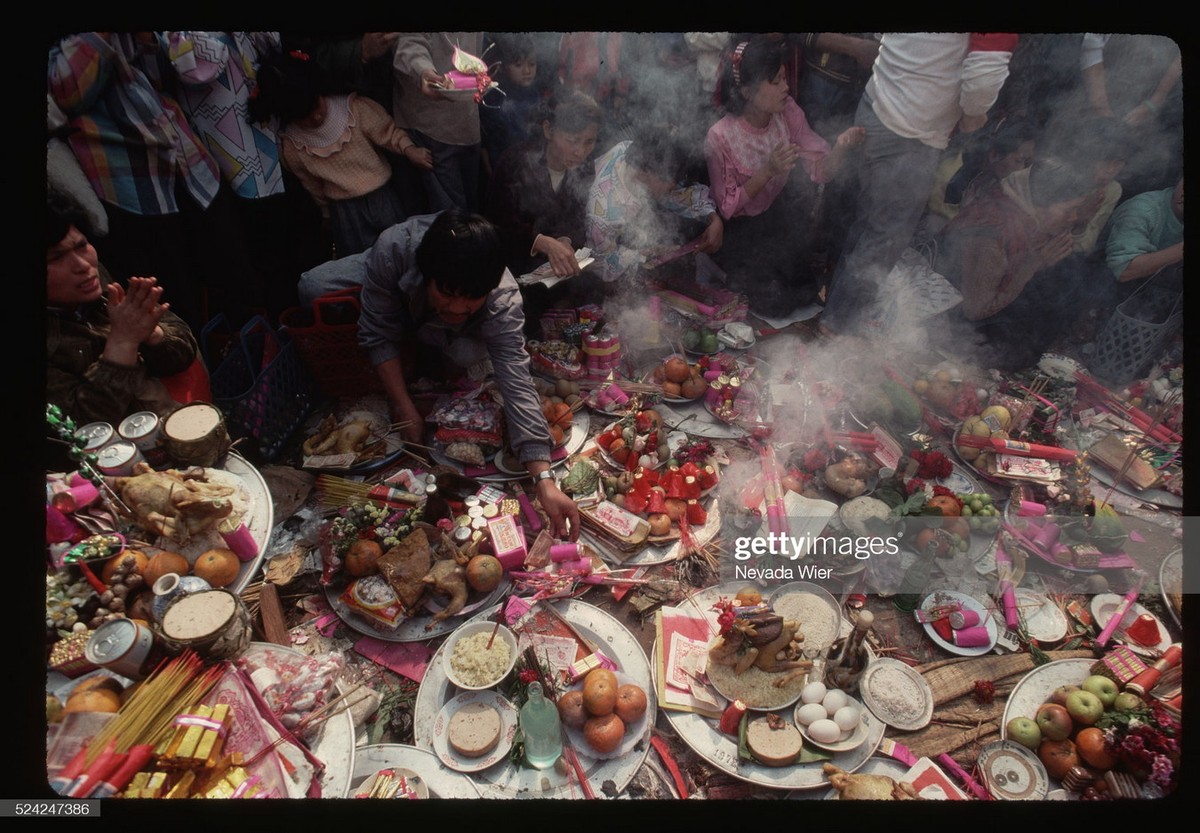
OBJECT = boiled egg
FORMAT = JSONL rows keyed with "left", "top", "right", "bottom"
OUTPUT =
{"left": 821, "top": 688, "right": 848, "bottom": 713}
{"left": 807, "top": 718, "right": 841, "bottom": 745}
{"left": 833, "top": 704, "right": 860, "bottom": 732}
{"left": 800, "top": 681, "right": 827, "bottom": 705}
{"left": 796, "top": 703, "right": 827, "bottom": 726}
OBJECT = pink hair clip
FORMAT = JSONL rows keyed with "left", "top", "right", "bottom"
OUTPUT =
{"left": 731, "top": 41, "right": 748, "bottom": 86}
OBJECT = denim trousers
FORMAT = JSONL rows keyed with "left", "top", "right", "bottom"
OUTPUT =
{"left": 820, "top": 98, "right": 941, "bottom": 333}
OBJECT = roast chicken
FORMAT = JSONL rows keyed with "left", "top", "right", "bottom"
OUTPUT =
{"left": 708, "top": 610, "right": 810, "bottom": 674}
{"left": 108, "top": 463, "right": 236, "bottom": 543}
{"left": 302, "top": 415, "right": 380, "bottom": 458}
{"left": 823, "top": 764, "right": 919, "bottom": 800}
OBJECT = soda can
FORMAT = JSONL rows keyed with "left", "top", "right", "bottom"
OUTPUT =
{"left": 84, "top": 618, "right": 161, "bottom": 680}
{"left": 119, "top": 411, "right": 167, "bottom": 467}
{"left": 78, "top": 422, "right": 115, "bottom": 454}
{"left": 95, "top": 440, "right": 145, "bottom": 477}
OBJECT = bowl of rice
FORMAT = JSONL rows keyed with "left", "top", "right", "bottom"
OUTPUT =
{"left": 442, "top": 620, "right": 519, "bottom": 691}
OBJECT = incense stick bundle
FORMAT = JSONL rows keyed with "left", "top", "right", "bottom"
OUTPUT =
{"left": 315, "top": 474, "right": 422, "bottom": 509}
{"left": 954, "top": 434, "right": 1080, "bottom": 462}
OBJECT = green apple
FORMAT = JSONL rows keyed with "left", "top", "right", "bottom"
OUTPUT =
{"left": 1113, "top": 692, "right": 1144, "bottom": 713}
{"left": 1065, "top": 689, "right": 1105, "bottom": 726}
{"left": 1081, "top": 675, "right": 1119, "bottom": 708}
{"left": 1006, "top": 716, "right": 1042, "bottom": 750}
{"left": 698, "top": 331, "right": 720, "bottom": 353}
{"left": 1036, "top": 702, "right": 1073, "bottom": 741}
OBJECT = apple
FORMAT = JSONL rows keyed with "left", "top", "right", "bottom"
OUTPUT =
{"left": 1048, "top": 684, "right": 1081, "bottom": 706}
{"left": 1036, "top": 702, "right": 1073, "bottom": 741}
{"left": 1065, "top": 690, "right": 1105, "bottom": 726}
{"left": 1006, "top": 716, "right": 1042, "bottom": 750}
{"left": 1113, "top": 692, "right": 1144, "bottom": 713}
{"left": 1081, "top": 675, "right": 1119, "bottom": 708}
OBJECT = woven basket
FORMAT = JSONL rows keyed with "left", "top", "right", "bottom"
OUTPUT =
{"left": 1090, "top": 270, "right": 1182, "bottom": 386}
{"left": 279, "top": 287, "right": 379, "bottom": 399}
{"left": 202, "top": 315, "right": 315, "bottom": 460}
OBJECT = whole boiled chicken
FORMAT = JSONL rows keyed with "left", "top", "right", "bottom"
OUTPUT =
{"left": 823, "top": 764, "right": 919, "bottom": 800}
{"left": 108, "top": 463, "right": 235, "bottom": 543}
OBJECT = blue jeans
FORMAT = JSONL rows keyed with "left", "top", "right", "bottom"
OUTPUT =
{"left": 821, "top": 98, "right": 941, "bottom": 334}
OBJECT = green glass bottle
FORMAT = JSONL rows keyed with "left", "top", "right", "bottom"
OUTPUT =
{"left": 520, "top": 682, "right": 562, "bottom": 769}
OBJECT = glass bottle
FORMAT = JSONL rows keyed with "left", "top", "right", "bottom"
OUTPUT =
{"left": 422, "top": 483, "right": 451, "bottom": 525}
{"left": 825, "top": 609, "right": 875, "bottom": 695}
{"left": 520, "top": 681, "right": 563, "bottom": 769}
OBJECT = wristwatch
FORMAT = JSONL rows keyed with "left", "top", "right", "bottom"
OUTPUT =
{"left": 533, "top": 469, "right": 555, "bottom": 484}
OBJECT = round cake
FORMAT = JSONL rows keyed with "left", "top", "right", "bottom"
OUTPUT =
{"left": 447, "top": 701, "right": 502, "bottom": 758}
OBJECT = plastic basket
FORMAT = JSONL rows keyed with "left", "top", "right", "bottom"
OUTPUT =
{"left": 201, "top": 314, "right": 315, "bottom": 460}
{"left": 279, "top": 287, "right": 379, "bottom": 399}
{"left": 1089, "top": 271, "right": 1182, "bottom": 386}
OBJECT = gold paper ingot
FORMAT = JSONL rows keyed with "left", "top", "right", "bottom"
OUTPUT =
{"left": 165, "top": 770, "right": 196, "bottom": 798}
{"left": 196, "top": 703, "right": 232, "bottom": 767}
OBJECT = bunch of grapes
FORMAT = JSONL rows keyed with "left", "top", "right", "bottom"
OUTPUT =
{"left": 955, "top": 492, "right": 1000, "bottom": 533}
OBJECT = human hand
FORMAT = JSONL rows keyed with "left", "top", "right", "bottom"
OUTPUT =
{"left": 419, "top": 69, "right": 450, "bottom": 100}
{"left": 835, "top": 126, "right": 866, "bottom": 150}
{"left": 1036, "top": 231, "right": 1075, "bottom": 268}
{"left": 390, "top": 396, "right": 426, "bottom": 445}
{"left": 536, "top": 478, "right": 580, "bottom": 541}
{"left": 361, "top": 32, "right": 400, "bottom": 62}
{"left": 1122, "top": 102, "right": 1154, "bottom": 127}
{"left": 694, "top": 213, "right": 724, "bottom": 254}
{"left": 765, "top": 141, "right": 802, "bottom": 178}
{"left": 403, "top": 144, "right": 434, "bottom": 170}
{"left": 537, "top": 235, "right": 582, "bottom": 277}
{"left": 957, "top": 112, "right": 988, "bottom": 134}
{"left": 106, "top": 276, "right": 169, "bottom": 349}
{"left": 851, "top": 38, "right": 880, "bottom": 70}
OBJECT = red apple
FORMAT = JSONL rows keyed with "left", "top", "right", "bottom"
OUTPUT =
{"left": 1048, "top": 684, "right": 1081, "bottom": 707}
{"left": 1065, "top": 690, "right": 1105, "bottom": 726}
{"left": 1036, "top": 702, "right": 1074, "bottom": 741}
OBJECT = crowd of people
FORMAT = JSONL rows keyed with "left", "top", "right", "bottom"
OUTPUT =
{"left": 46, "top": 31, "right": 1184, "bottom": 440}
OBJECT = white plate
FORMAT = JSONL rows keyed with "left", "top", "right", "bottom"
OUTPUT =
{"left": 325, "top": 575, "right": 511, "bottom": 643}
{"left": 238, "top": 643, "right": 355, "bottom": 798}
{"left": 1090, "top": 594, "right": 1172, "bottom": 656}
{"left": 795, "top": 694, "right": 871, "bottom": 753}
{"left": 1000, "top": 658, "right": 1095, "bottom": 745}
{"left": 918, "top": 591, "right": 998, "bottom": 656}
{"left": 351, "top": 744, "right": 481, "bottom": 799}
{"left": 1037, "top": 353, "right": 1085, "bottom": 381}
{"left": 1011, "top": 589, "right": 1068, "bottom": 643}
{"left": 858, "top": 657, "right": 934, "bottom": 731}
{"left": 661, "top": 583, "right": 884, "bottom": 790}
{"left": 817, "top": 757, "right": 913, "bottom": 800}
{"left": 430, "top": 690, "right": 518, "bottom": 773}
{"left": 435, "top": 423, "right": 585, "bottom": 481}
{"left": 415, "top": 600, "right": 655, "bottom": 798}
{"left": 1160, "top": 548, "right": 1183, "bottom": 629}
{"left": 561, "top": 671, "right": 651, "bottom": 760}
{"left": 768, "top": 582, "right": 843, "bottom": 656}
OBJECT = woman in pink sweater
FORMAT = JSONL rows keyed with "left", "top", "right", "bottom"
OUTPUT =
{"left": 251, "top": 49, "right": 433, "bottom": 257}
{"left": 704, "top": 37, "right": 863, "bottom": 313}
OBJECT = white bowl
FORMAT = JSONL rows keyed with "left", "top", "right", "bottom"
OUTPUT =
{"left": 442, "top": 620, "right": 519, "bottom": 691}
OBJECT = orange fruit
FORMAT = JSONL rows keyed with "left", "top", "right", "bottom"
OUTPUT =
{"left": 614, "top": 683, "right": 647, "bottom": 724}
{"left": 142, "top": 550, "right": 191, "bottom": 587}
{"left": 192, "top": 548, "right": 240, "bottom": 588}
{"left": 64, "top": 678, "right": 123, "bottom": 714}
{"left": 1037, "top": 738, "right": 1079, "bottom": 781}
{"left": 557, "top": 690, "right": 588, "bottom": 730}
{"left": 101, "top": 549, "right": 148, "bottom": 584}
{"left": 1075, "top": 727, "right": 1118, "bottom": 770}
{"left": 344, "top": 539, "right": 384, "bottom": 578}
{"left": 465, "top": 554, "right": 503, "bottom": 593}
{"left": 583, "top": 713, "right": 625, "bottom": 754}
{"left": 582, "top": 668, "right": 618, "bottom": 716}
